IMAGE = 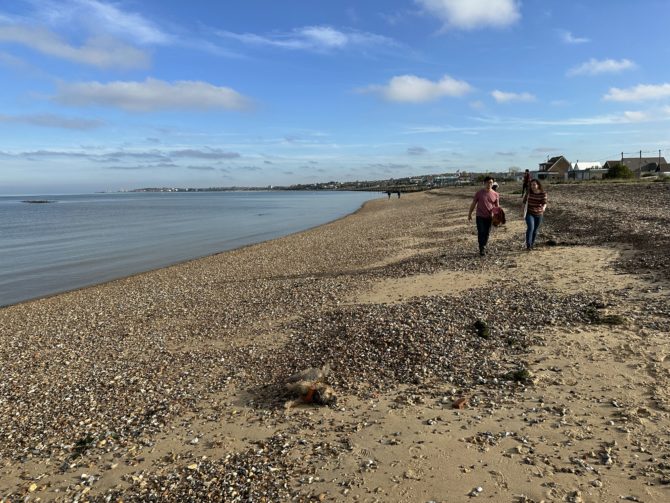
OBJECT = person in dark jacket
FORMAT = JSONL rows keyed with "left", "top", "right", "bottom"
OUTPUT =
{"left": 521, "top": 169, "right": 531, "bottom": 197}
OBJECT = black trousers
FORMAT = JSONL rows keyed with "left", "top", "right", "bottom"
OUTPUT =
{"left": 476, "top": 216, "right": 493, "bottom": 251}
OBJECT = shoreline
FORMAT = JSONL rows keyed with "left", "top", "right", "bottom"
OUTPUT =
{"left": 1, "top": 184, "right": 669, "bottom": 502}
{"left": 0, "top": 192, "right": 378, "bottom": 309}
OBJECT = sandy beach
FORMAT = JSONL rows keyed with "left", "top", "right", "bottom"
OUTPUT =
{"left": 1, "top": 182, "right": 669, "bottom": 502}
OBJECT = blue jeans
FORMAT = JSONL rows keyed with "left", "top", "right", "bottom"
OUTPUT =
{"left": 476, "top": 216, "right": 493, "bottom": 252}
{"left": 525, "top": 214, "right": 543, "bottom": 248}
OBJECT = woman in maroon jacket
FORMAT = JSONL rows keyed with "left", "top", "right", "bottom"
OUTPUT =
{"left": 468, "top": 176, "right": 500, "bottom": 256}
{"left": 522, "top": 179, "right": 548, "bottom": 250}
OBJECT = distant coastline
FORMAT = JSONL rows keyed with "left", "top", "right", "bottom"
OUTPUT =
{"left": 126, "top": 186, "right": 368, "bottom": 193}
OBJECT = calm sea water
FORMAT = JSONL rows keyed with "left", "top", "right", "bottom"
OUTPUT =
{"left": 0, "top": 191, "right": 377, "bottom": 307}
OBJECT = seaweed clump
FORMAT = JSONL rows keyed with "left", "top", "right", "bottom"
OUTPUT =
{"left": 474, "top": 319, "right": 490, "bottom": 339}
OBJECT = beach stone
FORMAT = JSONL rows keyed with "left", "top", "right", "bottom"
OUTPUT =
{"left": 453, "top": 397, "right": 468, "bottom": 409}
{"left": 404, "top": 469, "right": 422, "bottom": 480}
{"left": 2, "top": 183, "right": 670, "bottom": 501}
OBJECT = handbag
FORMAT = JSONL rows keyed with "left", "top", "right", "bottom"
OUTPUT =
{"left": 492, "top": 206, "right": 506, "bottom": 226}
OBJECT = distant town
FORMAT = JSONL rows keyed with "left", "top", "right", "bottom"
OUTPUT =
{"left": 127, "top": 153, "right": 670, "bottom": 193}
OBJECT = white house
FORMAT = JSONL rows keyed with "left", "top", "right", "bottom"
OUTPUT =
{"left": 568, "top": 161, "right": 607, "bottom": 180}
{"left": 571, "top": 161, "right": 601, "bottom": 170}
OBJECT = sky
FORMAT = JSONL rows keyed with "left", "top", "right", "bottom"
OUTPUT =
{"left": 1, "top": 0, "right": 670, "bottom": 194}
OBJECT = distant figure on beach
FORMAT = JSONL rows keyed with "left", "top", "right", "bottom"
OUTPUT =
{"left": 521, "top": 169, "right": 531, "bottom": 197}
{"left": 387, "top": 191, "right": 391, "bottom": 199}
{"left": 468, "top": 176, "right": 500, "bottom": 257}
{"left": 396, "top": 191, "right": 401, "bottom": 198}
{"left": 522, "top": 179, "right": 548, "bottom": 251}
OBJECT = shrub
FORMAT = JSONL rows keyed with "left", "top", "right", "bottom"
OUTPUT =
{"left": 604, "top": 163, "right": 634, "bottom": 179}
{"left": 506, "top": 367, "right": 533, "bottom": 383}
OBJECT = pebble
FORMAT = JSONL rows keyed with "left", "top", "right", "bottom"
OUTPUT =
{"left": 468, "top": 486, "right": 484, "bottom": 497}
{"left": 1, "top": 183, "right": 668, "bottom": 500}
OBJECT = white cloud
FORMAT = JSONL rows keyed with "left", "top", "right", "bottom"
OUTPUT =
{"left": 568, "top": 58, "right": 635, "bottom": 76}
{"left": 380, "top": 11, "right": 409, "bottom": 26}
{"left": 561, "top": 31, "right": 589, "bottom": 44}
{"left": 33, "top": 0, "right": 171, "bottom": 45}
{"left": 54, "top": 78, "right": 253, "bottom": 112}
{"left": 604, "top": 83, "right": 670, "bottom": 102}
{"left": 491, "top": 90, "right": 536, "bottom": 103}
{"left": 407, "top": 146, "right": 428, "bottom": 155}
{"left": 217, "top": 25, "right": 396, "bottom": 52}
{"left": 0, "top": 113, "right": 103, "bottom": 130}
{"left": 6, "top": 1, "right": 247, "bottom": 62}
{"left": 363, "top": 74, "right": 472, "bottom": 103}
{"left": 476, "top": 108, "right": 670, "bottom": 126}
{"left": 0, "top": 50, "right": 36, "bottom": 72}
{"left": 416, "top": 0, "right": 521, "bottom": 30}
{"left": 171, "top": 149, "right": 240, "bottom": 159}
{"left": 300, "top": 26, "right": 348, "bottom": 48}
{"left": 187, "top": 166, "right": 216, "bottom": 171}
{"left": 0, "top": 26, "right": 149, "bottom": 69}
{"left": 621, "top": 110, "right": 651, "bottom": 122}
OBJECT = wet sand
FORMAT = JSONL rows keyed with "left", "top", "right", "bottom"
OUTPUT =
{"left": 1, "top": 182, "right": 669, "bottom": 502}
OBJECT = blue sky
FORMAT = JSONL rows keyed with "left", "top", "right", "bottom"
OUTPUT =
{"left": 1, "top": 0, "right": 669, "bottom": 194}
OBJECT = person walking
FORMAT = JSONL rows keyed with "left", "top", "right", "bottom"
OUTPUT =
{"left": 522, "top": 179, "right": 548, "bottom": 250}
{"left": 521, "top": 169, "right": 531, "bottom": 197}
{"left": 468, "top": 176, "right": 500, "bottom": 256}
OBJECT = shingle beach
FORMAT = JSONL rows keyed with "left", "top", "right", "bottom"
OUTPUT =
{"left": 1, "top": 182, "right": 669, "bottom": 502}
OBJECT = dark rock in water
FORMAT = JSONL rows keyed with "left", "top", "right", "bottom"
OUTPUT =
{"left": 22, "top": 200, "right": 55, "bottom": 204}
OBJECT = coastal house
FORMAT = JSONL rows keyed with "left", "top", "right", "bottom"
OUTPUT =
{"left": 655, "top": 163, "right": 670, "bottom": 179}
{"left": 537, "top": 155, "right": 571, "bottom": 180}
{"left": 568, "top": 161, "right": 607, "bottom": 180}
{"left": 603, "top": 156, "right": 667, "bottom": 177}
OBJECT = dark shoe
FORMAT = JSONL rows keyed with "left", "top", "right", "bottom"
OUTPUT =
{"left": 479, "top": 247, "right": 486, "bottom": 256}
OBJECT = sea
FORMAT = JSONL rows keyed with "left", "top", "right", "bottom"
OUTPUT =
{"left": 0, "top": 191, "right": 377, "bottom": 307}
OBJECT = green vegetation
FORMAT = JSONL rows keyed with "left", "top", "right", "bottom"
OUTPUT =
{"left": 604, "top": 163, "right": 634, "bottom": 180}
{"left": 585, "top": 306, "right": 626, "bottom": 325}
{"left": 474, "top": 319, "right": 490, "bottom": 338}
{"left": 506, "top": 367, "right": 533, "bottom": 383}
{"left": 474, "top": 174, "right": 490, "bottom": 183}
